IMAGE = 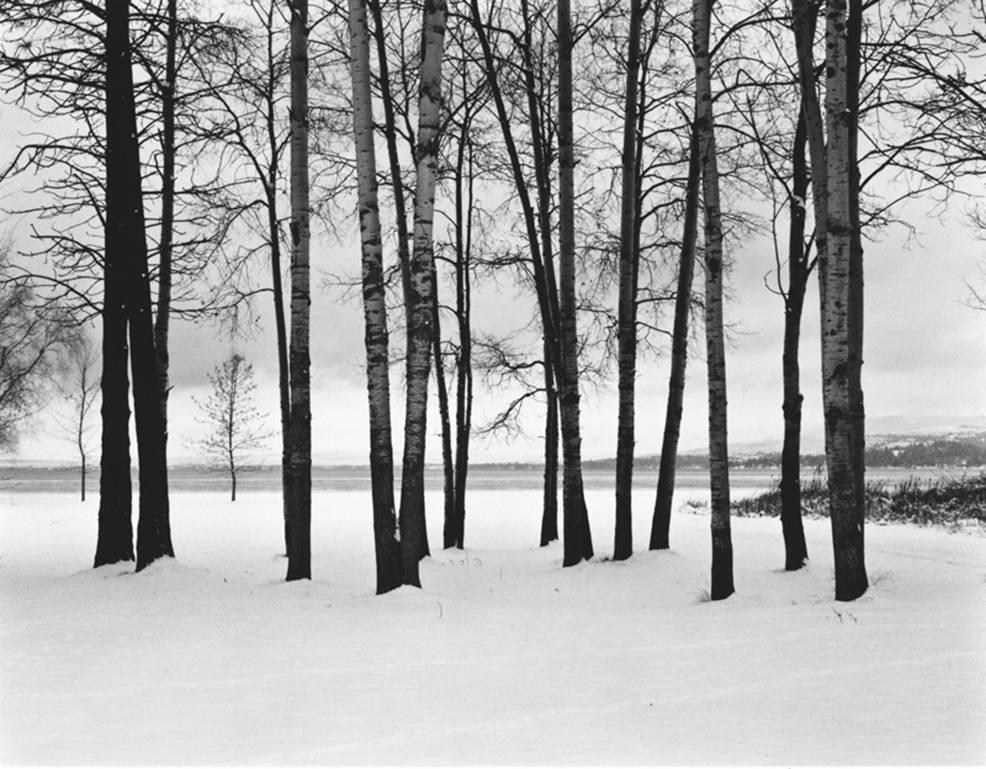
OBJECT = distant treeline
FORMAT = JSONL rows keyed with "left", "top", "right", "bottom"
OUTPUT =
{"left": 575, "top": 436, "right": 986, "bottom": 472}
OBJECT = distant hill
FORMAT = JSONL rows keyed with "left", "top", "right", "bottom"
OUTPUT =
{"left": 583, "top": 430, "right": 986, "bottom": 472}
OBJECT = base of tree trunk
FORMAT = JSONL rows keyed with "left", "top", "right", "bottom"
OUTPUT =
{"left": 710, "top": 528, "right": 734, "bottom": 600}
{"left": 649, "top": 490, "right": 672, "bottom": 550}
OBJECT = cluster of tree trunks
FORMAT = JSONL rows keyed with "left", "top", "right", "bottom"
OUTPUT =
{"left": 96, "top": 0, "right": 173, "bottom": 571}
{"left": 8, "top": 0, "right": 881, "bottom": 601}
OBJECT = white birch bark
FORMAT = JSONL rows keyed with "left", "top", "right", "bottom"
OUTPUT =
{"left": 558, "top": 0, "right": 594, "bottom": 567}
{"left": 398, "top": 0, "right": 447, "bottom": 587}
{"left": 348, "top": 0, "right": 402, "bottom": 594}
{"left": 822, "top": 0, "right": 867, "bottom": 601}
{"left": 693, "top": 0, "right": 733, "bottom": 600}
{"left": 286, "top": 0, "right": 311, "bottom": 581}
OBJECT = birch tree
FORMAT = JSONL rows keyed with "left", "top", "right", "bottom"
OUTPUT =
{"left": 820, "top": 0, "right": 867, "bottom": 601}
{"left": 398, "top": 0, "right": 448, "bottom": 587}
{"left": 348, "top": 0, "right": 403, "bottom": 594}
{"left": 285, "top": 0, "right": 312, "bottom": 582}
{"left": 557, "top": 0, "right": 594, "bottom": 567}
{"left": 693, "top": 0, "right": 733, "bottom": 600}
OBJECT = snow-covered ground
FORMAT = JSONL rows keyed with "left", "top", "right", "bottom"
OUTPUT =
{"left": 1, "top": 485, "right": 984, "bottom": 765}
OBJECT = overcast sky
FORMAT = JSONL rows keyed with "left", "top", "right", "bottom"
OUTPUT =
{"left": 2, "top": 73, "right": 984, "bottom": 466}
{"left": 9, "top": 185, "right": 984, "bottom": 465}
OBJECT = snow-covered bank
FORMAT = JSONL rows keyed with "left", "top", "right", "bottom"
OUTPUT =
{"left": 1, "top": 488, "right": 984, "bottom": 765}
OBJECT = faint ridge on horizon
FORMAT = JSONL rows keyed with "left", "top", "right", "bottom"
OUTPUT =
{"left": 5, "top": 413, "right": 984, "bottom": 469}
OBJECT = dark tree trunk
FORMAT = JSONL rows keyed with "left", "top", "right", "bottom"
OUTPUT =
{"left": 270, "top": 205, "right": 291, "bottom": 553}
{"left": 153, "top": 0, "right": 176, "bottom": 464}
{"left": 469, "top": 0, "right": 564, "bottom": 547}
{"left": 286, "top": 0, "right": 312, "bottom": 582}
{"left": 540, "top": 349, "right": 559, "bottom": 546}
{"left": 650, "top": 127, "right": 700, "bottom": 551}
{"left": 450, "top": 116, "right": 475, "bottom": 550}
{"left": 270, "top": 133, "right": 291, "bottom": 556}
{"left": 558, "top": 0, "right": 593, "bottom": 567}
{"left": 780, "top": 107, "right": 810, "bottom": 571}
{"left": 434, "top": 291, "right": 456, "bottom": 550}
{"left": 614, "top": 0, "right": 644, "bottom": 562}
{"left": 518, "top": 0, "right": 560, "bottom": 549}
{"left": 94, "top": 246, "right": 132, "bottom": 566}
{"left": 231, "top": 466, "right": 237, "bottom": 502}
{"left": 80, "top": 456, "right": 86, "bottom": 503}
{"left": 105, "top": 0, "right": 173, "bottom": 572}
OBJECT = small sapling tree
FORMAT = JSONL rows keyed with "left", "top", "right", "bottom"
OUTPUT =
{"left": 54, "top": 330, "right": 100, "bottom": 501}
{"left": 192, "top": 354, "right": 272, "bottom": 501}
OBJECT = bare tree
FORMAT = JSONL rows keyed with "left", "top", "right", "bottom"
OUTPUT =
{"left": 557, "top": 0, "right": 594, "bottom": 567}
{"left": 612, "top": 0, "right": 645, "bottom": 562}
{"left": 649, "top": 126, "right": 700, "bottom": 551}
{"left": 284, "top": 0, "right": 312, "bottom": 582}
{"left": 0, "top": 253, "right": 68, "bottom": 452}
{"left": 398, "top": 0, "right": 449, "bottom": 587}
{"left": 347, "top": 0, "right": 403, "bottom": 594}
{"left": 54, "top": 329, "right": 100, "bottom": 501}
{"left": 693, "top": 0, "right": 733, "bottom": 600}
{"left": 819, "top": 0, "right": 867, "bottom": 601}
{"left": 106, "top": 0, "right": 174, "bottom": 572}
{"left": 191, "top": 353, "right": 271, "bottom": 501}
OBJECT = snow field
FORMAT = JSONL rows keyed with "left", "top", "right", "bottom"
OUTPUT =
{"left": 1, "top": 486, "right": 984, "bottom": 765}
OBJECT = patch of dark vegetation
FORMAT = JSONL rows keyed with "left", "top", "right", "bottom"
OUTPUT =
{"left": 730, "top": 473, "right": 986, "bottom": 530}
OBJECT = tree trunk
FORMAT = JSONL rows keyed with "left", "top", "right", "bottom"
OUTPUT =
{"left": 822, "top": 0, "right": 867, "bottom": 601}
{"left": 77, "top": 403, "right": 88, "bottom": 503}
{"left": 780, "top": 107, "right": 810, "bottom": 571}
{"left": 399, "top": 0, "right": 447, "bottom": 587}
{"left": 518, "top": 0, "right": 561, "bottom": 549}
{"left": 94, "top": 251, "right": 133, "bottom": 566}
{"left": 846, "top": 0, "right": 866, "bottom": 565}
{"left": 231, "top": 466, "right": 237, "bottom": 502}
{"left": 693, "top": 0, "right": 733, "bottom": 600}
{"left": 251, "top": 0, "right": 291, "bottom": 557}
{"left": 558, "top": 0, "right": 593, "bottom": 567}
{"left": 349, "top": 0, "right": 403, "bottom": 595}
{"left": 520, "top": 0, "right": 562, "bottom": 548}
{"left": 650, "top": 126, "right": 700, "bottom": 550}
{"left": 94, "top": 247, "right": 133, "bottom": 567}
{"left": 469, "top": 0, "right": 564, "bottom": 547}
{"left": 104, "top": 0, "right": 173, "bottom": 573}
{"left": 540, "top": 347, "right": 559, "bottom": 546}
{"left": 153, "top": 0, "right": 176, "bottom": 468}
{"left": 450, "top": 116, "right": 474, "bottom": 550}
{"left": 434, "top": 292, "right": 456, "bottom": 550}
{"left": 286, "top": 0, "right": 312, "bottom": 582}
{"left": 367, "top": 0, "right": 413, "bottom": 307}
{"left": 614, "top": 0, "right": 644, "bottom": 562}
{"left": 94, "top": 77, "right": 133, "bottom": 567}
{"left": 270, "top": 204, "right": 291, "bottom": 554}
